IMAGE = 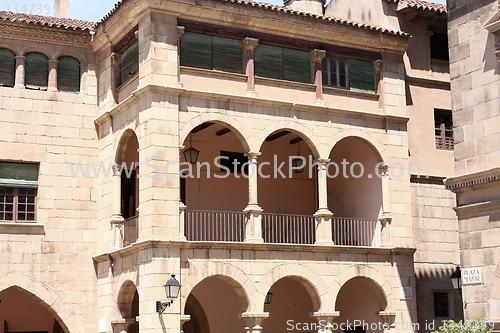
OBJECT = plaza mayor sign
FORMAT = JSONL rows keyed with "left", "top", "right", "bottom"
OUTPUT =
{"left": 462, "top": 267, "right": 482, "bottom": 285}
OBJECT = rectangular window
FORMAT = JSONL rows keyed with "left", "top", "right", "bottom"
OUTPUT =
{"left": 180, "top": 32, "right": 244, "bottom": 74}
{"left": 219, "top": 151, "right": 248, "bottom": 174}
{"left": 255, "top": 44, "right": 311, "bottom": 84}
{"left": 430, "top": 33, "right": 449, "bottom": 62}
{"left": 120, "top": 40, "right": 139, "bottom": 86}
{"left": 0, "top": 162, "right": 38, "bottom": 222}
{"left": 322, "top": 57, "right": 348, "bottom": 88}
{"left": 434, "top": 292, "right": 449, "bottom": 318}
{"left": 435, "top": 109, "right": 454, "bottom": 150}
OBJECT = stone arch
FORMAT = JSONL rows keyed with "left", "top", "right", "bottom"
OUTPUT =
{"left": 489, "top": 264, "right": 500, "bottom": 319}
{"left": 180, "top": 114, "right": 251, "bottom": 153}
{"left": 325, "top": 129, "right": 387, "bottom": 163}
{"left": 115, "top": 128, "right": 139, "bottom": 164}
{"left": 0, "top": 44, "right": 21, "bottom": 56}
{"left": 54, "top": 51, "right": 87, "bottom": 64}
{"left": 182, "top": 262, "right": 257, "bottom": 313}
{"left": 258, "top": 263, "right": 329, "bottom": 312}
{"left": 333, "top": 265, "right": 391, "bottom": 311}
{"left": 116, "top": 280, "right": 138, "bottom": 318}
{"left": 0, "top": 271, "right": 85, "bottom": 333}
{"left": 23, "top": 48, "right": 51, "bottom": 58}
{"left": 257, "top": 121, "right": 322, "bottom": 159}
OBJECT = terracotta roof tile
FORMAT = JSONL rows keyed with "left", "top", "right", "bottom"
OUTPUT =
{"left": 0, "top": 10, "right": 96, "bottom": 31}
{"left": 385, "top": 0, "right": 447, "bottom": 14}
{"left": 99, "top": 0, "right": 409, "bottom": 37}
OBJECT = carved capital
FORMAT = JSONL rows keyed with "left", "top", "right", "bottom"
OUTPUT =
{"left": 310, "top": 49, "right": 326, "bottom": 63}
{"left": 243, "top": 37, "right": 259, "bottom": 51}
{"left": 374, "top": 60, "right": 384, "bottom": 72}
{"left": 378, "top": 163, "right": 389, "bottom": 177}
{"left": 244, "top": 151, "right": 261, "bottom": 164}
{"left": 177, "top": 26, "right": 185, "bottom": 40}
{"left": 111, "top": 52, "right": 121, "bottom": 66}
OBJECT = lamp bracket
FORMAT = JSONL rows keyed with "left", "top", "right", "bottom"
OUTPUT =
{"left": 156, "top": 300, "right": 173, "bottom": 314}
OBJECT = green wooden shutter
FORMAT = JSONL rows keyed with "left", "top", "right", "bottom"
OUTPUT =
{"left": 348, "top": 59, "right": 375, "bottom": 93}
{"left": 212, "top": 35, "right": 243, "bottom": 74}
{"left": 120, "top": 41, "right": 139, "bottom": 85}
{"left": 0, "top": 163, "right": 38, "bottom": 188}
{"left": 180, "top": 32, "right": 212, "bottom": 70}
{"left": 0, "top": 48, "right": 15, "bottom": 87}
{"left": 25, "top": 52, "right": 48, "bottom": 90}
{"left": 283, "top": 48, "right": 311, "bottom": 84}
{"left": 57, "top": 56, "right": 80, "bottom": 93}
{"left": 255, "top": 44, "right": 283, "bottom": 80}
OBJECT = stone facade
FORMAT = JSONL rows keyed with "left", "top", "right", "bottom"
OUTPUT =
{"left": 445, "top": 0, "right": 500, "bottom": 325}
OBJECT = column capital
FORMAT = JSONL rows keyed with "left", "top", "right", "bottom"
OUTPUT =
{"left": 245, "top": 151, "right": 261, "bottom": 161}
{"left": 374, "top": 60, "right": 384, "bottom": 72}
{"left": 243, "top": 37, "right": 259, "bottom": 51}
{"left": 239, "top": 312, "right": 269, "bottom": 323}
{"left": 378, "top": 311, "right": 396, "bottom": 327}
{"left": 48, "top": 59, "right": 59, "bottom": 64}
{"left": 111, "top": 52, "right": 121, "bottom": 65}
{"left": 310, "top": 49, "right": 326, "bottom": 63}
{"left": 378, "top": 163, "right": 389, "bottom": 177}
{"left": 314, "top": 158, "right": 330, "bottom": 166}
{"left": 111, "top": 318, "right": 135, "bottom": 333}
{"left": 379, "top": 213, "right": 392, "bottom": 225}
{"left": 15, "top": 55, "right": 26, "bottom": 60}
{"left": 112, "top": 163, "right": 122, "bottom": 176}
{"left": 311, "top": 311, "right": 340, "bottom": 321}
{"left": 179, "top": 202, "right": 187, "bottom": 212}
{"left": 177, "top": 26, "right": 185, "bottom": 39}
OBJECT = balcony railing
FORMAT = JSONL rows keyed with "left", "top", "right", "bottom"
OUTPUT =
{"left": 123, "top": 215, "right": 139, "bottom": 246}
{"left": 183, "top": 210, "right": 381, "bottom": 247}
{"left": 185, "top": 210, "right": 245, "bottom": 242}
{"left": 262, "top": 213, "right": 315, "bottom": 244}
{"left": 332, "top": 217, "right": 380, "bottom": 247}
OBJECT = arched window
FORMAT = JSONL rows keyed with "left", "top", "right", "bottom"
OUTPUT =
{"left": 0, "top": 48, "right": 16, "bottom": 87}
{"left": 57, "top": 56, "right": 80, "bottom": 93}
{"left": 25, "top": 52, "right": 48, "bottom": 90}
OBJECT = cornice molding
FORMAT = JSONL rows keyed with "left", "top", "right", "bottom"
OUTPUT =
{"left": 454, "top": 199, "right": 500, "bottom": 217}
{"left": 0, "top": 22, "right": 91, "bottom": 48}
{"left": 445, "top": 166, "right": 500, "bottom": 192}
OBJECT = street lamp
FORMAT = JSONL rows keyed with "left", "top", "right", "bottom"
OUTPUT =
{"left": 264, "top": 292, "right": 273, "bottom": 305}
{"left": 450, "top": 266, "right": 462, "bottom": 293}
{"left": 183, "top": 133, "right": 199, "bottom": 164}
{"left": 156, "top": 275, "right": 181, "bottom": 314}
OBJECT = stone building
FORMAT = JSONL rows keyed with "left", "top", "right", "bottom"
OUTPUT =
{"left": 0, "top": 0, "right": 461, "bottom": 333}
{"left": 444, "top": 0, "right": 500, "bottom": 326}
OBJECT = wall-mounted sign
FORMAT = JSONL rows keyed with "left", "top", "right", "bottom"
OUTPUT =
{"left": 463, "top": 267, "right": 482, "bottom": 285}
{"left": 399, "top": 287, "right": 413, "bottom": 300}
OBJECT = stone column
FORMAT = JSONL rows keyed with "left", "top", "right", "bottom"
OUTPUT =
{"left": 48, "top": 59, "right": 58, "bottom": 92}
{"left": 314, "top": 158, "right": 334, "bottom": 245}
{"left": 311, "top": 312, "right": 340, "bottom": 333}
{"left": 111, "top": 319, "right": 134, "bottom": 333}
{"left": 14, "top": 55, "right": 26, "bottom": 88}
{"left": 240, "top": 313, "right": 269, "bottom": 333}
{"left": 111, "top": 163, "right": 125, "bottom": 250}
{"left": 179, "top": 202, "right": 187, "bottom": 241}
{"left": 378, "top": 163, "right": 392, "bottom": 247}
{"left": 310, "top": 49, "right": 326, "bottom": 106}
{"left": 374, "top": 60, "right": 384, "bottom": 111}
{"left": 79, "top": 62, "right": 88, "bottom": 94}
{"left": 180, "top": 314, "right": 191, "bottom": 333}
{"left": 427, "top": 30, "right": 434, "bottom": 78}
{"left": 177, "top": 26, "right": 185, "bottom": 84}
{"left": 243, "top": 152, "right": 264, "bottom": 243}
{"left": 111, "top": 52, "right": 121, "bottom": 104}
{"left": 243, "top": 37, "right": 259, "bottom": 97}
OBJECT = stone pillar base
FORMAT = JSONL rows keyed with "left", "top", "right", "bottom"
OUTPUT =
{"left": 379, "top": 213, "right": 392, "bottom": 247}
{"left": 314, "top": 209, "right": 334, "bottom": 245}
{"left": 244, "top": 205, "right": 264, "bottom": 243}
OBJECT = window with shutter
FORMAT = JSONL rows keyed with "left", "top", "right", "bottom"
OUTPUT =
{"left": 283, "top": 48, "right": 311, "bottom": 84}
{"left": 180, "top": 32, "right": 243, "bottom": 74}
{"left": 255, "top": 44, "right": 312, "bottom": 84}
{"left": 435, "top": 109, "right": 454, "bottom": 150}
{"left": 25, "top": 52, "right": 48, "bottom": 90}
{"left": 348, "top": 59, "right": 375, "bottom": 93}
{"left": 120, "top": 41, "right": 139, "bottom": 86}
{"left": 255, "top": 44, "right": 284, "bottom": 80}
{"left": 57, "top": 56, "right": 80, "bottom": 93}
{"left": 0, "top": 48, "right": 15, "bottom": 88}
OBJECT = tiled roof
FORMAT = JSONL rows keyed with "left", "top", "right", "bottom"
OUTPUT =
{"left": 99, "top": 0, "right": 409, "bottom": 37}
{"left": 0, "top": 11, "right": 96, "bottom": 31}
{"left": 385, "top": 0, "right": 447, "bottom": 14}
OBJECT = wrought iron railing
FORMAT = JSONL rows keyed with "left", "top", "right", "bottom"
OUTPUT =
{"left": 332, "top": 217, "right": 380, "bottom": 247}
{"left": 262, "top": 213, "right": 315, "bottom": 244}
{"left": 123, "top": 215, "right": 139, "bottom": 246}
{"left": 185, "top": 210, "right": 245, "bottom": 242}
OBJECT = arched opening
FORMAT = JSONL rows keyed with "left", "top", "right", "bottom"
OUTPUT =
{"left": 263, "top": 277, "right": 318, "bottom": 332}
{"left": 334, "top": 277, "right": 386, "bottom": 333}
{"left": 116, "top": 281, "right": 139, "bottom": 333}
{"left": 0, "top": 287, "right": 65, "bottom": 333}
{"left": 258, "top": 129, "right": 316, "bottom": 244}
{"left": 0, "top": 48, "right": 16, "bottom": 88}
{"left": 183, "top": 276, "right": 247, "bottom": 333}
{"left": 181, "top": 122, "right": 248, "bottom": 242}
{"left": 328, "top": 137, "right": 383, "bottom": 246}
{"left": 57, "top": 56, "right": 80, "bottom": 93}
{"left": 116, "top": 130, "right": 139, "bottom": 246}
{"left": 25, "top": 52, "right": 48, "bottom": 90}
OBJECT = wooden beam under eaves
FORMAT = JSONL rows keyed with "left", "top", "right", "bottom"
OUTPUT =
{"left": 289, "top": 137, "right": 303, "bottom": 145}
{"left": 191, "top": 122, "right": 214, "bottom": 134}
{"left": 216, "top": 128, "right": 232, "bottom": 136}
{"left": 265, "top": 131, "right": 291, "bottom": 142}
